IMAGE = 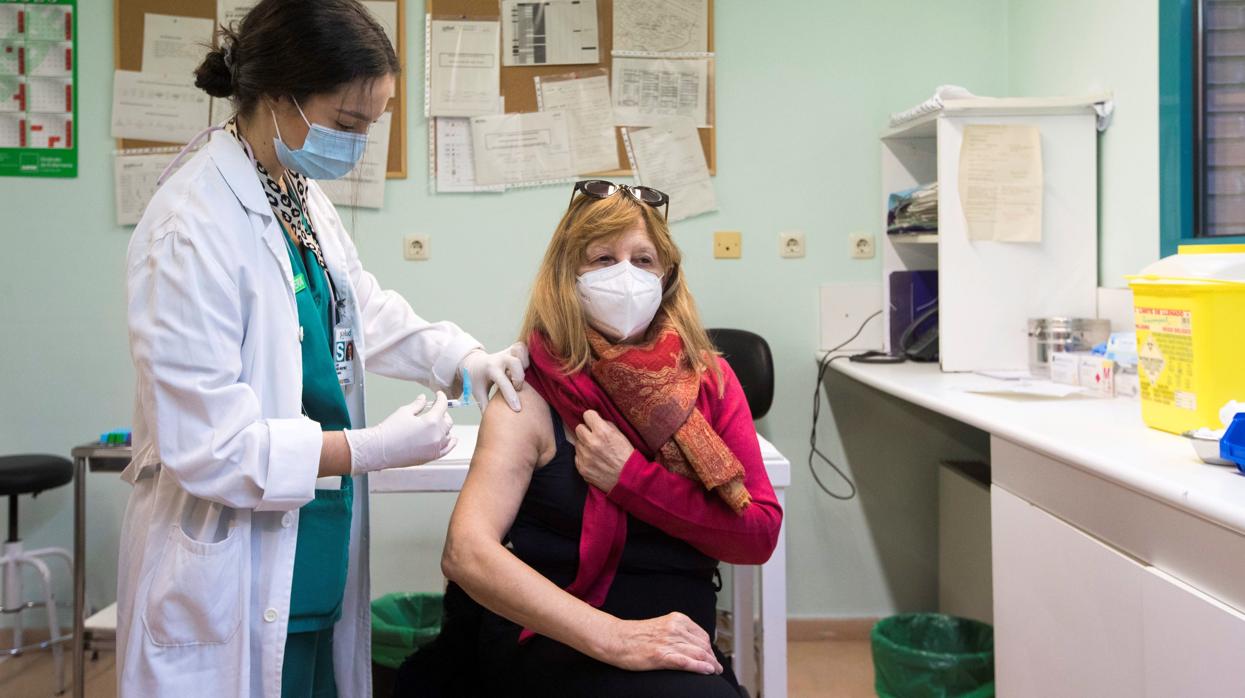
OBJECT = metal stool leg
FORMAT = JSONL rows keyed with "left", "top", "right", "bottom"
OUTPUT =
{"left": 19, "top": 555, "right": 66, "bottom": 694}
{"left": 2, "top": 540, "right": 24, "bottom": 657}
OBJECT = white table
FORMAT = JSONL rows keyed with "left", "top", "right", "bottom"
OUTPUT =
{"left": 370, "top": 425, "right": 792, "bottom": 698}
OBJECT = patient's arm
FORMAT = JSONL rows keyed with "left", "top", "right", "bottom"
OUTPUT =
{"left": 441, "top": 388, "right": 722, "bottom": 675}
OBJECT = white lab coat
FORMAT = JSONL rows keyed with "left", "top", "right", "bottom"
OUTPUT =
{"left": 117, "top": 129, "right": 481, "bottom": 697}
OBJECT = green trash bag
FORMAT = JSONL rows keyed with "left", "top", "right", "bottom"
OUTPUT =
{"left": 370, "top": 592, "right": 444, "bottom": 669}
{"left": 871, "top": 613, "right": 995, "bottom": 698}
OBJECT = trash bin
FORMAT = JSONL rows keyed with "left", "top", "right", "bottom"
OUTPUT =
{"left": 871, "top": 613, "right": 995, "bottom": 698}
{"left": 371, "top": 592, "right": 445, "bottom": 670}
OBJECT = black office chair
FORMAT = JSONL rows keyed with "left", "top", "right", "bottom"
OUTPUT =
{"left": 706, "top": 328, "right": 774, "bottom": 420}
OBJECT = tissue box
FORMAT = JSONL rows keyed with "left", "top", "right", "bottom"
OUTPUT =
{"left": 1049, "top": 352, "right": 1081, "bottom": 386}
{"left": 1078, "top": 356, "right": 1116, "bottom": 398}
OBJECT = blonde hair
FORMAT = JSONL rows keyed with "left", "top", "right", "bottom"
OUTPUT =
{"left": 520, "top": 190, "right": 723, "bottom": 392}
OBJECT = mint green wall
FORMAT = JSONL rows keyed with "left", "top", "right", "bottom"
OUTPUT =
{"left": 0, "top": 0, "right": 1015, "bottom": 624}
{"left": 1007, "top": 0, "right": 1161, "bottom": 286}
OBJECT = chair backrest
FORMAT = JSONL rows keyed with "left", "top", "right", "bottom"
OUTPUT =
{"left": 706, "top": 328, "right": 774, "bottom": 420}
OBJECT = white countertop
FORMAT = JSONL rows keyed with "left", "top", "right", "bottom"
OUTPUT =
{"left": 830, "top": 360, "right": 1245, "bottom": 536}
{"left": 370, "top": 425, "right": 792, "bottom": 493}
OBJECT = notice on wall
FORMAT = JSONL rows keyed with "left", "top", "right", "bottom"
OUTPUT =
{"left": 501, "top": 0, "right": 599, "bottom": 67}
{"left": 111, "top": 70, "right": 212, "bottom": 144}
{"left": 469, "top": 110, "right": 574, "bottom": 186}
{"left": 0, "top": 0, "right": 77, "bottom": 177}
{"left": 613, "top": 0, "right": 708, "bottom": 54}
{"left": 114, "top": 147, "right": 186, "bottom": 226}
{"left": 623, "top": 116, "right": 715, "bottom": 222}
{"left": 957, "top": 124, "right": 1043, "bottom": 243}
{"left": 611, "top": 57, "right": 709, "bottom": 127}
{"left": 428, "top": 20, "right": 501, "bottom": 117}
{"left": 141, "top": 13, "right": 214, "bottom": 79}
{"left": 317, "top": 111, "right": 392, "bottom": 209}
{"left": 536, "top": 71, "right": 618, "bottom": 174}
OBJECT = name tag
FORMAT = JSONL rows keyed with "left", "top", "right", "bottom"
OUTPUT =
{"left": 292, "top": 273, "right": 308, "bottom": 294}
{"left": 334, "top": 326, "right": 355, "bottom": 386}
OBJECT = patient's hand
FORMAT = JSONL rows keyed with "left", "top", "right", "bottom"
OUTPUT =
{"left": 602, "top": 612, "right": 723, "bottom": 675}
{"left": 574, "top": 410, "right": 634, "bottom": 494}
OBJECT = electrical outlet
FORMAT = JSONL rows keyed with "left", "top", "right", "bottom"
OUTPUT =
{"left": 779, "top": 231, "right": 805, "bottom": 258}
{"left": 403, "top": 234, "right": 430, "bottom": 261}
{"left": 714, "top": 231, "right": 742, "bottom": 259}
{"left": 849, "top": 233, "right": 875, "bottom": 259}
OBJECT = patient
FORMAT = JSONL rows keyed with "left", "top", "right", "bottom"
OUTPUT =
{"left": 408, "top": 181, "right": 782, "bottom": 697}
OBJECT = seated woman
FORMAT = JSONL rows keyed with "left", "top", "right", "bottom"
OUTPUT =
{"left": 428, "top": 181, "right": 783, "bottom": 697}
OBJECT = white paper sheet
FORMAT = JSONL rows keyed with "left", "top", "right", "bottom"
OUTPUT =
{"left": 216, "top": 0, "right": 257, "bottom": 29}
{"left": 957, "top": 124, "right": 1043, "bottom": 243}
{"left": 613, "top": 0, "right": 708, "bottom": 54}
{"left": 470, "top": 110, "right": 574, "bottom": 186}
{"left": 142, "top": 14, "right": 215, "bottom": 79}
{"left": 624, "top": 116, "right": 715, "bottom": 222}
{"left": 114, "top": 149, "right": 185, "bottom": 226}
{"left": 317, "top": 111, "right": 392, "bottom": 209}
{"left": 111, "top": 70, "right": 212, "bottom": 143}
{"left": 501, "top": 0, "right": 599, "bottom": 67}
{"left": 611, "top": 57, "right": 708, "bottom": 127}
{"left": 362, "top": 1, "right": 398, "bottom": 49}
{"left": 435, "top": 117, "right": 504, "bottom": 193}
{"left": 537, "top": 73, "right": 618, "bottom": 174}
{"left": 428, "top": 20, "right": 501, "bottom": 117}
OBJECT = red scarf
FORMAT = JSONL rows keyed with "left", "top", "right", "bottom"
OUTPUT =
{"left": 522, "top": 324, "right": 750, "bottom": 632}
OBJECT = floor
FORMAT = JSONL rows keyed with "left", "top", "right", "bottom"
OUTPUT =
{"left": 0, "top": 639, "right": 875, "bottom": 697}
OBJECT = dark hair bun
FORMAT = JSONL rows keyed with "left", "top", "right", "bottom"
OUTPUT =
{"left": 194, "top": 46, "right": 234, "bottom": 98}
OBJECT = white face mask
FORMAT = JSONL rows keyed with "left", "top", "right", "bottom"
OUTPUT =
{"left": 576, "top": 260, "right": 664, "bottom": 341}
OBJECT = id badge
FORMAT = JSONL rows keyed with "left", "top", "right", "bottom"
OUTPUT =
{"left": 334, "top": 326, "right": 356, "bottom": 386}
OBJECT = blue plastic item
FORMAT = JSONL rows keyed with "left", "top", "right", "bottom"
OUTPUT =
{"left": 1218, "top": 413, "right": 1245, "bottom": 473}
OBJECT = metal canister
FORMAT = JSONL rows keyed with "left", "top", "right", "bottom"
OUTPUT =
{"left": 1028, "top": 318, "right": 1111, "bottom": 375}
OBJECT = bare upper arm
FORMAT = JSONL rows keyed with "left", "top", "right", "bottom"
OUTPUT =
{"left": 448, "top": 387, "right": 556, "bottom": 543}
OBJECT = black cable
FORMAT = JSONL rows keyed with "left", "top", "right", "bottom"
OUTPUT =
{"left": 808, "top": 310, "right": 882, "bottom": 501}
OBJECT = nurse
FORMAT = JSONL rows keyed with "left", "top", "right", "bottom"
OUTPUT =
{"left": 117, "top": 0, "right": 526, "bottom": 695}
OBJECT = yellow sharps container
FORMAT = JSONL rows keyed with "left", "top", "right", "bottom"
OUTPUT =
{"left": 1127, "top": 244, "right": 1245, "bottom": 434}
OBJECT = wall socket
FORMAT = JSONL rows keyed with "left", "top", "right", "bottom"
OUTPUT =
{"left": 849, "top": 233, "right": 875, "bottom": 259}
{"left": 714, "top": 231, "right": 742, "bottom": 259}
{"left": 779, "top": 231, "right": 805, "bottom": 258}
{"left": 403, "top": 234, "right": 430, "bottom": 261}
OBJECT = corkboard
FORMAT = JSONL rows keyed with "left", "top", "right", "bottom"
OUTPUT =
{"left": 427, "top": 0, "right": 715, "bottom": 176}
{"left": 113, "top": 0, "right": 408, "bottom": 178}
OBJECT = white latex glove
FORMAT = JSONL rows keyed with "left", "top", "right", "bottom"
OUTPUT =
{"left": 344, "top": 393, "right": 457, "bottom": 475}
{"left": 461, "top": 343, "right": 530, "bottom": 413}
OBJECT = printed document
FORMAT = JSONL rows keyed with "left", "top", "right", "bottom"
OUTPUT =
{"left": 435, "top": 117, "right": 504, "bottom": 193}
{"left": 142, "top": 14, "right": 215, "bottom": 79}
{"left": 470, "top": 110, "right": 574, "bottom": 186}
{"left": 317, "top": 111, "right": 392, "bottom": 208}
{"left": 624, "top": 116, "right": 715, "bottom": 222}
{"left": 613, "top": 0, "right": 708, "bottom": 53}
{"left": 957, "top": 124, "right": 1043, "bottom": 242}
{"left": 114, "top": 149, "right": 184, "bottom": 226}
{"left": 111, "top": 70, "right": 212, "bottom": 143}
{"left": 612, "top": 57, "right": 708, "bottom": 127}
{"left": 502, "top": 0, "right": 599, "bottom": 66}
{"left": 538, "top": 72, "right": 618, "bottom": 174}
{"left": 429, "top": 20, "right": 501, "bottom": 117}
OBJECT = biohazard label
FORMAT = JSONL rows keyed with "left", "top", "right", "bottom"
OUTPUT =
{"left": 1135, "top": 306, "right": 1195, "bottom": 410}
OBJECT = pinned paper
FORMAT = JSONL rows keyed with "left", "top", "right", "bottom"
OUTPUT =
{"left": 536, "top": 71, "right": 619, "bottom": 174}
{"left": 469, "top": 110, "right": 574, "bottom": 186}
{"left": 623, "top": 116, "right": 715, "bottom": 222}
{"left": 613, "top": 0, "right": 708, "bottom": 54}
{"left": 141, "top": 14, "right": 214, "bottom": 79}
{"left": 317, "top": 111, "right": 393, "bottom": 208}
{"left": 428, "top": 20, "right": 501, "bottom": 117}
{"left": 957, "top": 124, "right": 1043, "bottom": 242}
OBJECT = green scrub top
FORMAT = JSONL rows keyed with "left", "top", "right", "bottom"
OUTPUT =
{"left": 282, "top": 230, "right": 353, "bottom": 698}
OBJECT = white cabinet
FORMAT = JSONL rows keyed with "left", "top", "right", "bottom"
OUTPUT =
{"left": 993, "top": 485, "right": 1245, "bottom": 697}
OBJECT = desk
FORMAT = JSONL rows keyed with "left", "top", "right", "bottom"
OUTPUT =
{"left": 68, "top": 444, "right": 131, "bottom": 698}
{"left": 370, "top": 425, "right": 792, "bottom": 698}
{"left": 831, "top": 361, "right": 1245, "bottom": 695}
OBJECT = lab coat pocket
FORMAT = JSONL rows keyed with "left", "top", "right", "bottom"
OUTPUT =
{"left": 142, "top": 523, "right": 243, "bottom": 647}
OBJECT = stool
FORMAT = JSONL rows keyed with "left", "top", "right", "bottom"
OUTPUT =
{"left": 1, "top": 454, "right": 74, "bottom": 694}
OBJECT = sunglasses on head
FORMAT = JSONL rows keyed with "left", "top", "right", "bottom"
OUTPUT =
{"left": 568, "top": 180, "right": 670, "bottom": 220}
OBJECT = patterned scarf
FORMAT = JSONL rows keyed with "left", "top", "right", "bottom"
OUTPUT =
{"left": 521, "top": 319, "right": 751, "bottom": 629}
{"left": 224, "top": 117, "right": 329, "bottom": 271}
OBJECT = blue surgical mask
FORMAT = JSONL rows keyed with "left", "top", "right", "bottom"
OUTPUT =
{"left": 271, "top": 99, "right": 368, "bottom": 180}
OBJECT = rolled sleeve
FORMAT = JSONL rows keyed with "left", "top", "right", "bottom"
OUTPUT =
{"left": 254, "top": 417, "right": 323, "bottom": 512}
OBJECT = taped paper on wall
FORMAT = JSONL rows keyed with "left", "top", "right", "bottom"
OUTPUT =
{"left": 141, "top": 14, "right": 214, "bottom": 79}
{"left": 317, "top": 111, "right": 392, "bottom": 209}
{"left": 612, "top": 57, "right": 708, "bottom": 127}
{"left": 428, "top": 20, "right": 501, "bottom": 117}
{"left": 114, "top": 147, "right": 187, "bottom": 226}
{"left": 470, "top": 110, "right": 574, "bottom": 186}
{"left": 216, "top": 0, "right": 257, "bottom": 29}
{"left": 957, "top": 124, "right": 1043, "bottom": 243}
{"left": 111, "top": 70, "right": 211, "bottom": 143}
{"left": 434, "top": 117, "right": 505, "bottom": 193}
{"left": 613, "top": 0, "right": 708, "bottom": 54}
{"left": 502, "top": 0, "right": 599, "bottom": 67}
{"left": 623, "top": 116, "right": 715, "bottom": 222}
{"left": 536, "top": 71, "right": 618, "bottom": 174}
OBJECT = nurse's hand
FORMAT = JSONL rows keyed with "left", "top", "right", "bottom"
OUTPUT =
{"left": 344, "top": 392, "right": 456, "bottom": 474}
{"left": 573, "top": 410, "right": 633, "bottom": 494}
{"left": 602, "top": 612, "right": 723, "bottom": 675}
{"left": 460, "top": 343, "right": 529, "bottom": 413}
